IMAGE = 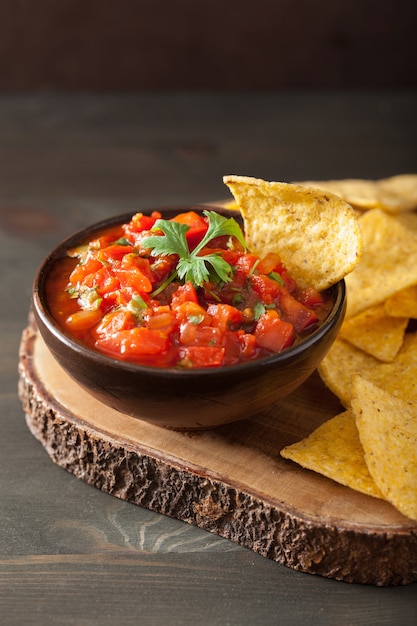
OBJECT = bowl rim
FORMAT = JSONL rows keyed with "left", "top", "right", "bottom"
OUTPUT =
{"left": 32, "top": 205, "right": 346, "bottom": 380}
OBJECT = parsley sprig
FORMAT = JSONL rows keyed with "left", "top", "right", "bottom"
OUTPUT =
{"left": 142, "top": 210, "right": 246, "bottom": 288}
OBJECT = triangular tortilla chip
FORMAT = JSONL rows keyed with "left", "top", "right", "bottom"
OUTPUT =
{"left": 351, "top": 376, "right": 417, "bottom": 521}
{"left": 318, "top": 338, "right": 379, "bottom": 408}
{"left": 371, "top": 332, "right": 417, "bottom": 402}
{"left": 281, "top": 410, "right": 383, "bottom": 498}
{"left": 385, "top": 285, "right": 417, "bottom": 319}
{"left": 345, "top": 209, "right": 417, "bottom": 318}
{"left": 223, "top": 175, "right": 362, "bottom": 290}
{"left": 319, "top": 332, "right": 417, "bottom": 408}
{"left": 296, "top": 178, "right": 381, "bottom": 210}
{"left": 296, "top": 174, "right": 417, "bottom": 213}
{"left": 339, "top": 303, "right": 408, "bottom": 362}
{"left": 377, "top": 174, "right": 417, "bottom": 213}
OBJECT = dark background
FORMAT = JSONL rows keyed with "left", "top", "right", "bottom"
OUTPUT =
{"left": 1, "top": 0, "right": 416, "bottom": 91}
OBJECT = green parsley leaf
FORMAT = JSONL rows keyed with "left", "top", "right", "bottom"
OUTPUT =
{"left": 193, "top": 211, "right": 246, "bottom": 254}
{"left": 142, "top": 211, "right": 246, "bottom": 288}
{"left": 142, "top": 220, "right": 190, "bottom": 258}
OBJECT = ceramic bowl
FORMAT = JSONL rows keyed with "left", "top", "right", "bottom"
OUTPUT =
{"left": 32, "top": 205, "right": 346, "bottom": 430}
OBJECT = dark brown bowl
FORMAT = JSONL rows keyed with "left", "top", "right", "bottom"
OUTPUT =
{"left": 32, "top": 205, "right": 346, "bottom": 430}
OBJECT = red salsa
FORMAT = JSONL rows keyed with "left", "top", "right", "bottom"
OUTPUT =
{"left": 46, "top": 210, "right": 334, "bottom": 369}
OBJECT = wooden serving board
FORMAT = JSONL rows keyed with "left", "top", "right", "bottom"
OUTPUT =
{"left": 18, "top": 320, "right": 417, "bottom": 586}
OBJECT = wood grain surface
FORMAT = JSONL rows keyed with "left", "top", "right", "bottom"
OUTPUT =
{"left": 19, "top": 321, "right": 417, "bottom": 586}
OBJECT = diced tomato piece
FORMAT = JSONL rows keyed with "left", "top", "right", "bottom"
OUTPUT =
{"left": 235, "top": 253, "right": 259, "bottom": 276}
{"left": 100, "top": 287, "right": 132, "bottom": 311}
{"left": 91, "top": 228, "right": 125, "bottom": 249}
{"left": 65, "top": 309, "right": 102, "bottom": 332}
{"left": 296, "top": 287, "right": 325, "bottom": 308}
{"left": 238, "top": 332, "right": 259, "bottom": 360}
{"left": 95, "top": 270, "right": 121, "bottom": 296}
{"left": 206, "top": 303, "right": 243, "bottom": 332}
{"left": 178, "top": 321, "right": 197, "bottom": 345}
{"left": 150, "top": 256, "right": 178, "bottom": 284}
{"left": 180, "top": 323, "right": 222, "bottom": 346}
{"left": 69, "top": 257, "right": 103, "bottom": 285}
{"left": 125, "top": 212, "right": 162, "bottom": 234}
{"left": 218, "top": 249, "right": 242, "bottom": 266}
{"left": 96, "top": 327, "right": 168, "bottom": 360}
{"left": 277, "top": 292, "right": 318, "bottom": 333}
{"left": 186, "top": 225, "right": 207, "bottom": 249}
{"left": 175, "top": 301, "right": 211, "bottom": 326}
{"left": 121, "top": 254, "right": 154, "bottom": 284}
{"left": 99, "top": 292, "right": 118, "bottom": 313}
{"left": 222, "top": 330, "right": 243, "bottom": 365}
{"left": 255, "top": 310, "right": 295, "bottom": 353}
{"left": 179, "top": 345, "right": 225, "bottom": 368}
{"left": 113, "top": 267, "right": 153, "bottom": 293}
{"left": 256, "top": 252, "right": 282, "bottom": 275}
{"left": 172, "top": 211, "right": 208, "bottom": 249}
{"left": 94, "top": 309, "right": 137, "bottom": 337}
{"left": 81, "top": 266, "right": 119, "bottom": 293}
{"left": 99, "top": 244, "right": 133, "bottom": 262}
{"left": 249, "top": 274, "right": 282, "bottom": 304}
{"left": 171, "top": 281, "right": 199, "bottom": 307}
{"left": 147, "top": 310, "right": 177, "bottom": 335}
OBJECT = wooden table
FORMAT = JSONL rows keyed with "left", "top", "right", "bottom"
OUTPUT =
{"left": 1, "top": 92, "right": 417, "bottom": 625}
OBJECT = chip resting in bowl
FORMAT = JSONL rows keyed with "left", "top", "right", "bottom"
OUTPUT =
{"left": 223, "top": 175, "right": 362, "bottom": 291}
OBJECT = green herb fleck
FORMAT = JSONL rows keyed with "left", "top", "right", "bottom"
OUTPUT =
{"left": 128, "top": 294, "right": 148, "bottom": 317}
{"left": 115, "top": 237, "right": 132, "bottom": 246}
{"left": 253, "top": 301, "right": 266, "bottom": 321}
{"left": 77, "top": 286, "right": 102, "bottom": 311}
{"left": 268, "top": 271, "right": 284, "bottom": 285}
{"left": 189, "top": 314, "right": 205, "bottom": 325}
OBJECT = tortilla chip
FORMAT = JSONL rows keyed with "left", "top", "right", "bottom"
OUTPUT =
{"left": 370, "top": 332, "right": 417, "bottom": 402}
{"left": 281, "top": 410, "right": 383, "bottom": 498}
{"left": 319, "top": 331, "right": 417, "bottom": 408}
{"left": 296, "top": 178, "right": 381, "bottom": 210}
{"left": 385, "top": 285, "right": 417, "bottom": 319}
{"left": 377, "top": 174, "right": 417, "bottom": 213}
{"left": 339, "top": 303, "right": 408, "bottom": 362}
{"left": 395, "top": 210, "right": 417, "bottom": 233}
{"left": 318, "top": 338, "right": 379, "bottom": 408}
{"left": 223, "top": 175, "right": 362, "bottom": 291}
{"left": 296, "top": 174, "right": 417, "bottom": 213}
{"left": 351, "top": 376, "right": 417, "bottom": 521}
{"left": 345, "top": 209, "right": 417, "bottom": 318}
